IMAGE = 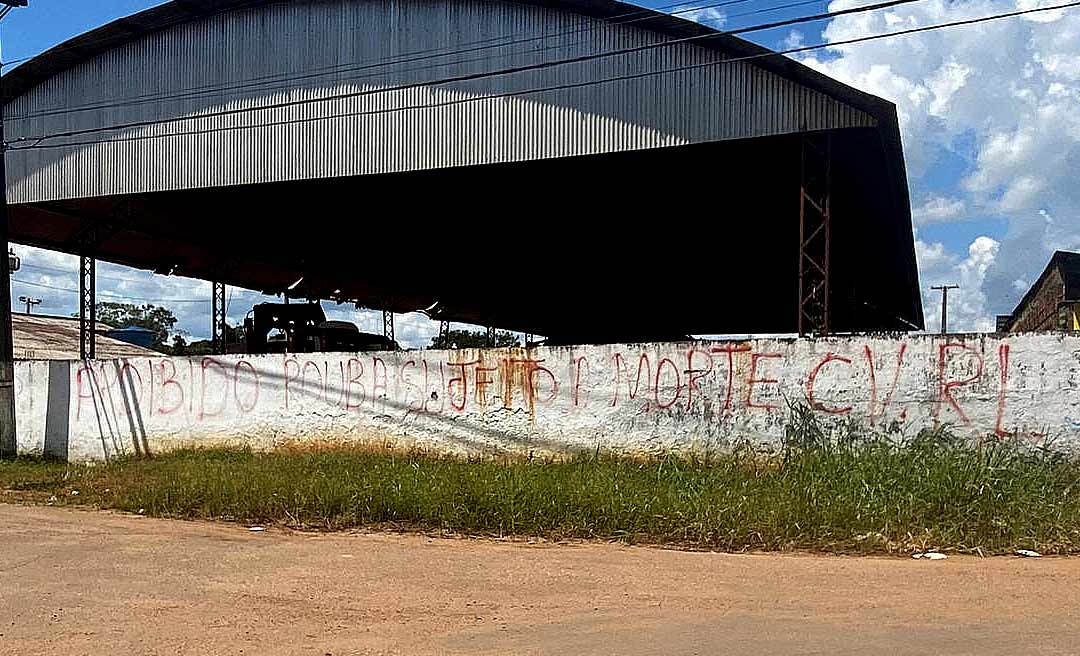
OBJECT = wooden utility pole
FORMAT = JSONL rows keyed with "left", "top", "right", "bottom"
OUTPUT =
{"left": 931, "top": 284, "right": 959, "bottom": 335}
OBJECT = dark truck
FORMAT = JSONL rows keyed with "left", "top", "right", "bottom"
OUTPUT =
{"left": 243, "top": 303, "right": 398, "bottom": 354}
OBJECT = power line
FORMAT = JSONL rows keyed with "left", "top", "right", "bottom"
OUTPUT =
{"left": 19, "top": 262, "right": 266, "bottom": 305}
{"left": 19, "top": 261, "right": 174, "bottom": 285}
{"left": 4, "top": 0, "right": 925, "bottom": 148}
{"left": 11, "top": 277, "right": 227, "bottom": 304}
{"left": 16, "top": 260, "right": 272, "bottom": 306}
{"left": 0, "top": 0, "right": 746, "bottom": 121}
{"left": 0, "top": 55, "right": 30, "bottom": 69}
{"left": 8, "top": 0, "right": 1076, "bottom": 153}
{"left": 2, "top": 0, "right": 783, "bottom": 122}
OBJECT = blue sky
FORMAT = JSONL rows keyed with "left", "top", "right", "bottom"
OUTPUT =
{"left": 3, "top": 0, "right": 1078, "bottom": 343}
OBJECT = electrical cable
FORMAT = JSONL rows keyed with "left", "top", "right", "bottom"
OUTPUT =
{"left": 20, "top": 261, "right": 182, "bottom": 286}
{"left": 11, "top": 276, "right": 262, "bottom": 304}
{"left": 8, "top": 0, "right": 1074, "bottom": 153}
{"left": 4, "top": 0, "right": 927, "bottom": 147}
{"left": 2, "top": 0, "right": 767, "bottom": 121}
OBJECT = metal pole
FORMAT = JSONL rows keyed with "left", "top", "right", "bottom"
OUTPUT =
{"left": 0, "top": 75, "right": 14, "bottom": 457}
{"left": 212, "top": 281, "right": 225, "bottom": 354}
{"left": 931, "top": 284, "right": 959, "bottom": 335}
{"left": 382, "top": 310, "right": 394, "bottom": 344}
{"left": 79, "top": 256, "right": 96, "bottom": 360}
{"left": 822, "top": 133, "right": 832, "bottom": 335}
{"left": 941, "top": 289, "right": 950, "bottom": 337}
{"left": 797, "top": 135, "right": 806, "bottom": 337}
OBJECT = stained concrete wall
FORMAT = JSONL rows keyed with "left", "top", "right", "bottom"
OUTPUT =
{"left": 15, "top": 334, "right": 1080, "bottom": 461}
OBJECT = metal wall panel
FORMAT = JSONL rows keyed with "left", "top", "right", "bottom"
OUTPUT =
{"left": 3, "top": 0, "right": 876, "bottom": 203}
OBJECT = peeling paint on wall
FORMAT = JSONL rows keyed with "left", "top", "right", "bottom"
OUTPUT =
{"left": 12, "top": 334, "right": 1080, "bottom": 461}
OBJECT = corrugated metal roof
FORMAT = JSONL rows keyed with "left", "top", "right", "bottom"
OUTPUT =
{"left": 2, "top": 0, "right": 884, "bottom": 203}
{"left": 12, "top": 314, "right": 160, "bottom": 361}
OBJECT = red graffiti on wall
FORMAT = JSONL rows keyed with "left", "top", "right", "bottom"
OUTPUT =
{"left": 447, "top": 359, "right": 479, "bottom": 412}
{"left": 934, "top": 342, "right": 984, "bottom": 427}
{"left": 611, "top": 352, "right": 652, "bottom": 410}
{"left": 199, "top": 358, "right": 229, "bottom": 421}
{"left": 399, "top": 359, "right": 423, "bottom": 412}
{"left": 233, "top": 360, "right": 259, "bottom": 413}
{"left": 684, "top": 347, "right": 713, "bottom": 413}
{"left": 572, "top": 356, "right": 589, "bottom": 407}
{"left": 709, "top": 343, "right": 751, "bottom": 413}
{"left": 504, "top": 355, "right": 557, "bottom": 411}
{"left": 994, "top": 344, "right": 1011, "bottom": 438}
{"left": 746, "top": 353, "right": 783, "bottom": 412}
{"left": 63, "top": 338, "right": 1051, "bottom": 440}
{"left": 475, "top": 362, "right": 498, "bottom": 407}
{"left": 372, "top": 357, "right": 388, "bottom": 407}
{"left": 865, "top": 344, "right": 908, "bottom": 423}
{"left": 654, "top": 357, "right": 682, "bottom": 410}
{"left": 345, "top": 358, "right": 365, "bottom": 410}
{"left": 806, "top": 352, "right": 853, "bottom": 415}
{"left": 157, "top": 359, "right": 184, "bottom": 416}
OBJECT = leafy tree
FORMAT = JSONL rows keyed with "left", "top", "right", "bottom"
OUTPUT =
{"left": 169, "top": 334, "right": 188, "bottom": 354}
{"left": 167, "top": 324, "right": 242, "bottom": 356}
{"left": 431, "top": 329, "right": 520, "bottom": 349}
{"left": 95, "top": 302, "right": 177, "bottom": 349}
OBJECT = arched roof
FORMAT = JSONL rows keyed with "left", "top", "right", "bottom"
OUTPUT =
{"left": 3, "top": 0, "right": 895, "bottom": 118}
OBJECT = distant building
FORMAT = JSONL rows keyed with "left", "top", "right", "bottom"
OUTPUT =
{"left": 999, "top": 251, "right": 1080, "bottom": 333}
{"left": 12, "top": 314, "right": 160, "bottom": 360}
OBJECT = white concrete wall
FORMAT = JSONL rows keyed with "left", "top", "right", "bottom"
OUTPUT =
{"left": 14, "top": 334, "right": 1080, "bottom": 461}
{"left": 14, "top": 360, "right": 50, "bottom": 455}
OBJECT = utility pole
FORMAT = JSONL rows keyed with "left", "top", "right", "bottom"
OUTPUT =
{"left": 0, "top": 0, "right": 29, "bottom": 458}
{"left": 931, "top": 284, "right": 959, "bottom": 335}
{"left": 17, "top": 296, "right": 39, "bottom": 314}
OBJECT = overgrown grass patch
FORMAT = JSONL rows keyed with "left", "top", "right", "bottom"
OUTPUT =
{"left": 3, "top": 416, "right": 1080, "bottom": 554}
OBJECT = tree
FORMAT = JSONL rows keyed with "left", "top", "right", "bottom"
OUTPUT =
{"left": 169, "top": 334, "right": 188, "bottom": 353}
{"left": 95, "top": 302, "right": 178, "bottom": 350}
{"left": 430, "top": 329, "right": 520, "bottom": 349}
{"left": 166, "top": 323, "right": 243, "bottom": 356}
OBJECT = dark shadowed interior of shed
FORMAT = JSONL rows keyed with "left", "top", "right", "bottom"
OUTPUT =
{"left": 8, "top": 128, "right": 921, "bottom": 341}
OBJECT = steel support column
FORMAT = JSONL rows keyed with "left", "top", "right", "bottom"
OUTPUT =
{"left": 0, "top": 145, "right": 12, "bottom": 457}
{"left": 797, "top": 131, "right": 832, "bottom": 336}
{"left": 382, "top": 310, "right": 395, "bottom": 344}
{"left": 79, "top": 256, "right": 96, "bottom": 360}
{"left": 212, "top": 281, "right": 226, "bottom": 354}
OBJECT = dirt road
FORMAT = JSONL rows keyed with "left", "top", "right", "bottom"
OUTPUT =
{"left": 1, "top": 505, "right": 1078, "bottom": 655}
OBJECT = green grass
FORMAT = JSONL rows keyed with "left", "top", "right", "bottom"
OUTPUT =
{"left": 3, "top": 412, "right": 1080, "bottom": 554}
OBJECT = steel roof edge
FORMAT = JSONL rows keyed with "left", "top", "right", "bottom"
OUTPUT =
{"left": 2, "top": 0, "right": 898, "bottom": 124}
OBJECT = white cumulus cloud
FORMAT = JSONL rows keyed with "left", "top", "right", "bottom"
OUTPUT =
{"left": 799, "top": 0, "right": 1080, "bottom": 330}
{"left": 912, "top": 195, "right": 967, "bottom": 225}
